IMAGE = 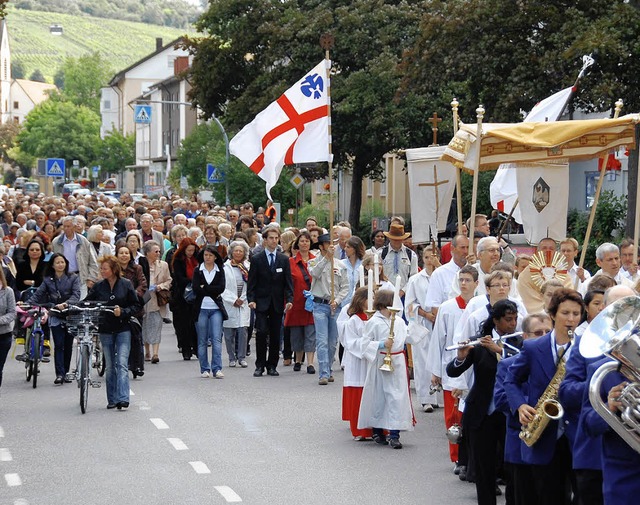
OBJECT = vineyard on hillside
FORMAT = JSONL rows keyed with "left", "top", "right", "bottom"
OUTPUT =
{"left": 6, "top": 7, "right": 192, "bottom": 80}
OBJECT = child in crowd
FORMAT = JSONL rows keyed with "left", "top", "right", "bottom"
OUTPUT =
{"left": 357, "top": 289, "right": 425, "bottom": 449}
{"left": 341, "top": 287, "right": 373, "bottom": 441}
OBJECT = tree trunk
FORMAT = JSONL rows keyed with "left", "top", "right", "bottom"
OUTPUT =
{"left": 626, "top": 124, "right": 640, "bottom": 239}
{"left": 349, "top": 163, "right": 365, "bottom": 227}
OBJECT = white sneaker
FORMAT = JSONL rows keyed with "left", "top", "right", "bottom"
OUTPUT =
{"left": 201, "top": 371, "right": 210, "bottom": 378}
{"left": 423, "top": 404, "right": 434, "bottom": 413}
{"left": 229, "top": 361, "right": 236, "bottom": 367}
{"left": 239, "top": 360, "right": 248, "bottom": 368}
{"left": 214, "top": 370, "right": 224, "bottom": 379}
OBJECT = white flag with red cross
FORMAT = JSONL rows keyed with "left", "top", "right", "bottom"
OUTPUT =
{"left": 229, "top": 60, "right": 332, "bottom": 198}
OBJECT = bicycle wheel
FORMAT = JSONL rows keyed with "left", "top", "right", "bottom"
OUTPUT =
{"left": 80, "top": 344, "right": 90, "bottom": 414}
{"left": 32, "top": 332, "right": 41, "bottom": 389}
{"left": 25, "top": 330, "right": 32, "bottom": 382}
{"left": 95, "top": 339, "right": 105, "bottom": 377}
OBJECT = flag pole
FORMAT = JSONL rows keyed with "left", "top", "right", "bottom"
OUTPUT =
{"left": 451, "top": 98, "right": 464, "bottom": 235}
{"left": 468, "top": 105, "right": 485, "bottom": 256}
{"left": 578, "top": 98, "right": 624, "bottom": 268}
{"left": 633, "top": 124, "right": 640, "bottom": 266}
{"left": 321, "top": 34, "right": 335, "bottom": 305}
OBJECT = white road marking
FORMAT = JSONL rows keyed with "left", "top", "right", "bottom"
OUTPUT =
{"left": 167, "top": 438, "right": 188, "bottom": 451}
{"left": 0, "top": 448, "right": 12, "bottom": 462}
{"left": 137, "top": 401, "right": 151, "bottom": 411}
{"left": 189, "top": 461, "right": 210, "bottom": 474}
{"left": 215, "top": 486, "right": 242, "bottom": 502}
{"left": 129, "top": 389, "right": 135, "bottom": 396}
{"left": 149, "top": 418, "right": 169, "bottom": 430}
{"left": 14, "top": 499, "right": 29, "bottom": 505}
{"left": 5, "top": 473, "right": 22, "bottom": 486}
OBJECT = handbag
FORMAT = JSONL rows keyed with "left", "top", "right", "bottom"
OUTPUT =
{"left": 183, "top": 283, "right": 196, "bottom": 304}
{"left": 156, "top": 288, "right": 171, "bottom": 306}
{"left": 303, "top": 290, "right": 315, "bottom": 312}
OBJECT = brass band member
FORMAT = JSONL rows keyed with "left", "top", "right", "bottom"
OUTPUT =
{"left": 504, "top": 289, "right": 584, "bottom": 505}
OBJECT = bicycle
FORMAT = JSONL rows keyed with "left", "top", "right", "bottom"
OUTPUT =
{"left": 54, "top": 302, "right": 114, "bottom": 414}
{"left": 15, "top": 304, "right": 49, "bottom": 389}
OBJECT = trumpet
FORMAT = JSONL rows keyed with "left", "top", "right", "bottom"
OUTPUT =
{"left": 445, "top": 332, "right": 523, "bottom": 352}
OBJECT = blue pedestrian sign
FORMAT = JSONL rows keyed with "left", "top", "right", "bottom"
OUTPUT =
{"left": 207, "top": 163, "right": 225, "bottom": 183}
{"left": 134, "top": 105, "right": 152, "bottom": 124}
{"left": 46, "top": 158, "right": 66, "bottom": 177}
{"left": 92, "top": 165, "right": 100, "bottom": 178}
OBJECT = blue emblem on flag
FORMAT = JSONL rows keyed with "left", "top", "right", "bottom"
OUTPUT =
{"left": 300, "top": 73, "right": 324, "bottom": 99}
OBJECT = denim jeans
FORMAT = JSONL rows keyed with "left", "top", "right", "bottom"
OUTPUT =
{"left": 313, "top": 302, "right": 338, "bottom": 379}
{"left": 196, "top": 308, "right": 223, "bottom": 374}
{"left": 223, "top": 326, "right": 247, "bottom": 362}
{"left": 100, "top": 330, "right": 131, "bottom": 405}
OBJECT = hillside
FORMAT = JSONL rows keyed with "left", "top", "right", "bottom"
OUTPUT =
{"left": 6, "top": 6, "right": 194, "bottom": 81}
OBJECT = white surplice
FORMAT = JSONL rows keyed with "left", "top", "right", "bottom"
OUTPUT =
{"left": 357, "top": 313, "right": 427, "bottom": 431}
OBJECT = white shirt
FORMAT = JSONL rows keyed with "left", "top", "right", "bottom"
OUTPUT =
{"left": 199, "top": 263, "right": 220, "bottom": 310}
{"left": 425, "top": 260, "right": 461, "bottom": 309}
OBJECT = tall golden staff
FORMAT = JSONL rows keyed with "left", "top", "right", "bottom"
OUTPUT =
{"left": 467, "top": 105, "right": 485, "bottom": 246}
{"left": 451, "top": 98, "right": 464, "bottom": 235}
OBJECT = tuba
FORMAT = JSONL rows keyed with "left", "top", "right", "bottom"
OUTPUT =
{"left": 581, "top": 295, "right": 640, "bottom": 454}
{"left": 519, "top": 330, "right": 572, "bottom": 447}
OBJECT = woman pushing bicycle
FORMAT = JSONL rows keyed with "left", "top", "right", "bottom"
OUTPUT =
{"left": 28, "top": 253, "right": 81, "bottom": 385}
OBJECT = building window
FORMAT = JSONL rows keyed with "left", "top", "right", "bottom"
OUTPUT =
{"left": 13, "top": 101, "right": 18, "bottom": 109}
{"left": 585, "top": 171, "right": 599, "bottom": 209}
{"left": 367, "top": 178, "right": 373, "bottom": 197}
{"left": 13, "top": 116, "right": 19, "bottom": 124}
{"left": 103, "top": 100, "right": 110, "bottom": 110}
{"left": 379, "top": 178, "right": 387, "bottom": 197}
{"left": 168, "top": 55, "right": 176, "bottom": 69}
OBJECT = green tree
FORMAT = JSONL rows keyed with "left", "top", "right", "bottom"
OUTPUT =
{"left": 29, "top": 69, "right": 46, "bottom": 83}
{"left": 174, "top": 122, "right": 297, "bottom": 208}
{"left": 11, "top": 60, "right": 25, "bottom": 79}
{"left": 56, "top": 52, "right": 113, "bottom": 113}
{"left": 183, "top": 0, "right": 425, "bottom": 225}
{"left": 96, "top": 129, "right": 135, "bottom": 175}
{"left": 17, "top": 100, "right": 101, "bottom": 168}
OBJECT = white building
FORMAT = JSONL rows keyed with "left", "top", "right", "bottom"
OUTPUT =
{"left": 0, "top": 19, "right": 12, "bottom": 124}
{"left": 10, "top": 79, "right": 57, "bottom": 124}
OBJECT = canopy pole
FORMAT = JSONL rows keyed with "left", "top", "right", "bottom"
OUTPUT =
{"left": 579, "top": 99, "right": 624, "bottom": 268}
{"left": 451, "top": 98, "right": 464, "bottom": 235}
{"left": 468, "top": 105, "right": 485, "bottom": 256}
{"left": 634, "top": 124, "right": 640, "bottom": 265}
{"left": 497, "top": 197, "right": 519, "bottom": 244}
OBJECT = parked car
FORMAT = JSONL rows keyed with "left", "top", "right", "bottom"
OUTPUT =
{"left": 14, "top": 177, "right": 28, "bottom": 190}
{"left": 24, "top": 182, "right": 40, "bottom": 196}
{"left": 72, "top": 188, "right": 91, "bottom": 197}
{"left": 62, "top": 183, "right": 82, "bottom": 199}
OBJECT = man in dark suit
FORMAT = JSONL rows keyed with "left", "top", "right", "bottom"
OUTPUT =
{"left": 247, "top": 225, "right": 293, "bottom": 377}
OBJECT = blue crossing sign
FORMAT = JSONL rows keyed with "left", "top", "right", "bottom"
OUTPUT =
{"left": 134, "top": 105, "right": 152, "bottom": 124}
{"left": 207, "top": 163, "right": 225, "bottom": 183}
{"left": 46, "top": 158, "right": 66, "bottom": 177}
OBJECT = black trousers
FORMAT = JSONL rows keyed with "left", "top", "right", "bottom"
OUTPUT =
{"left": 282, "top": 326, "right": 292, "bottom": 361}
{"left": 505, "top": 462, "right": 537, "bottom": 505}
{"left": 0, "top": 332, "right": 11, "bottom": 388}
{"left": 575, "top": 469, "right": 603, "bottom": 505}
{"left": 530, "top": 435, "right": 573, "bottom": 505}
{"left": 254, "top": 306, "right": 282, "bottom": 370}
{"left": 173, "top": 301, "right": 197, "bottom": 358}
{"left": 470, "top": 411, "right": 506, "bottom": 505}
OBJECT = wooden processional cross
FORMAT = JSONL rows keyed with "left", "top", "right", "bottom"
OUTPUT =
{"left": 419, "top": 112, "right": 448, "bottom": 249}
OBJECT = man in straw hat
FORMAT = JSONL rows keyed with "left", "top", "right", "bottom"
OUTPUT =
{"left": 379, "top": 223, "right": 418, "bottom": 297}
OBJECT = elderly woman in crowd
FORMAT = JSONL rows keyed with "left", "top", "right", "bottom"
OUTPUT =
{"left": 164, "top": 224, "right": 188, "bottom": 267}
{"left": 85, "top": 255, "right": 142, "bottom": 410}
{"left": 142, "top": 240, "right": 172, "bottom": 364}
{"left": 221, "top": 240, "right": 250, "bottom": 368}
{"left": 88, "top": 224, "right": 114, "bottom": 257}
{"left": 125, "top": 230, "right": 150, "bottom": 285}
{"left": 0, "top": 268, "right": 16, "bottom": 393}
{"left": 172, "top": 237, "right": 200, "bottom": 360}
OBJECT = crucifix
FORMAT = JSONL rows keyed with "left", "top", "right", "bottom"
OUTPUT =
{"left": 428, "top": 112, "right": 442, "bottom": 146}
{"left": 419, "top": 164, "right": 450, "bottom": 249}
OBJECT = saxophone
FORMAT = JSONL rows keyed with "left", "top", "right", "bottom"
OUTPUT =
{"left": 519, "top": 330, "right": 572, "bottom": 447}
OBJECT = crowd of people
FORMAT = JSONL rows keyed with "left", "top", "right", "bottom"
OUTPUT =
{"left": 0, "top": 190, "right": 638, "bottom": 504}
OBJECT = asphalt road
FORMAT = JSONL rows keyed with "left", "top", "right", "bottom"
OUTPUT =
{"left": 0, "top": 322, "right": 503, "bottom": 505}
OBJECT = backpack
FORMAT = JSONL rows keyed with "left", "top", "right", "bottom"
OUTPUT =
{"left": 380, "top": 245, "right": 413, "bottom": 262}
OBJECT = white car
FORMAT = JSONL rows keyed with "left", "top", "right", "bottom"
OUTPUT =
{"left": 72, "top": 188, "right": 92, "bottom": 197}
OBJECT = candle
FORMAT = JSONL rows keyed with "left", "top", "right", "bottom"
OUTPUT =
{"left": 374, "top": 254, "right": 380, "bottom": 286}
{"left": 367, "top": 269, "right": 374, "bottom": 311}
{"left": 395, "top": 274, "right": 402, "bottom": 295}
{"left": 358, "top": 264, "right": 365, "bottom": 288}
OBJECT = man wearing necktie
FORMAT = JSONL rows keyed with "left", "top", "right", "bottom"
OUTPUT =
{"left": 380, "top": 224, "right": 418, "bottom": 298}
{"left": 247, "top": 226, "right": 293, "bottom": 377}
{"left": 333, "top": 226, "right": 351, "bottom": 261}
